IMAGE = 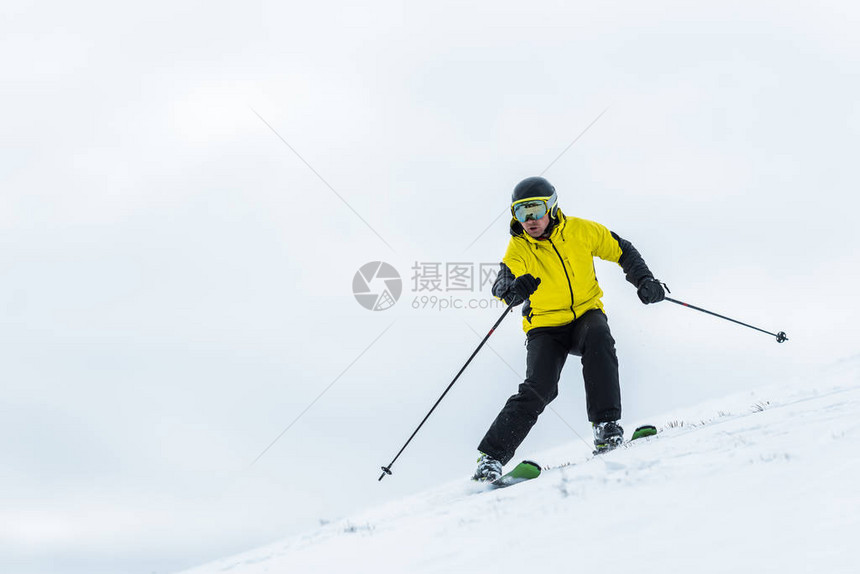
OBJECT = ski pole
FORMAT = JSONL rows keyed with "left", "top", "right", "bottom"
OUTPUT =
{"left": 664, "top": 297, "right": 788, "bottom": 343}
{"left": 379, "top": 300, "right": 517, "bottom": 481}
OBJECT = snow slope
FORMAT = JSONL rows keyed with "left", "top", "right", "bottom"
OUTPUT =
{"left": 179, "top": 365, "right": 860, "bottom": 574}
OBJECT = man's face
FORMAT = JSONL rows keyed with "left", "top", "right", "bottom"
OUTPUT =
{"left": 522, "top": 213, "right": 550, "bottom": 238}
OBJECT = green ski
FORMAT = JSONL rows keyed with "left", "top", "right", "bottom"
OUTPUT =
{"left": 489, "top": 460, "right": 541, "bottom": 489}
{"left": 485, "top": 425, "right": 658, "bottom": 488}
{"left": 630, "top": 424, "right": 657, "bottom": 441}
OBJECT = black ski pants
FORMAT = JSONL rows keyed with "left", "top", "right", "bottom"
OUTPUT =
{"left": 477, "top": 309, "right": 621, "bottom": 465}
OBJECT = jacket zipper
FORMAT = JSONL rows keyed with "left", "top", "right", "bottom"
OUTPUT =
{"left": 548, "top": 238, "right": 576, "bottom": 320}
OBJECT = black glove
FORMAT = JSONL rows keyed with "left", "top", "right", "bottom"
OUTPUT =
{"left": 637, "top": 278, "right": 666, "bottom": 304}
{"left": 507, "top": 274, "right": 541, "bottom": 305}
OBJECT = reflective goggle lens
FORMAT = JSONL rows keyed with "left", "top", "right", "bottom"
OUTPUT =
{"left": 512, "top": 200, "right": 548, "bottom": 222}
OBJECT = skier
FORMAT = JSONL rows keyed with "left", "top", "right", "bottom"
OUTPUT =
{"left": 473, "top": 176, "right": 665, "bottom": 482}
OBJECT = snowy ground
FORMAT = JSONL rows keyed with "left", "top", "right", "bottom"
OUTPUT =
{"left": 178, "top": 363, "right": 860, "bottom": 574}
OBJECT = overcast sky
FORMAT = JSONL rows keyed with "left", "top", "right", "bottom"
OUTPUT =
{"left": 2, "top": 1, "right": 859, "bottom": 573}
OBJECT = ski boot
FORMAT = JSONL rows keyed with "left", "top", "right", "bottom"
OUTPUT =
{"left": 593, "top": 421, "right": 624, "bottom": 454}
{"left": 471, "top": 452, "right": 503, "bottom": 482}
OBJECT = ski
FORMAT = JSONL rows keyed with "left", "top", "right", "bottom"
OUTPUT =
{"left": 593, "top": 424, "right": 657, "bottom": 454}
{"left": 630, "top": 424, "right": 658, "bottom": 440}
{"left": 481, "top": 425, "right": 657, "bottom": 489}
{"left": 489, "top": 460, "right": 541, "bottom": 489}
{"left": 548, "top": 424, "right": 659, "bottom": 471}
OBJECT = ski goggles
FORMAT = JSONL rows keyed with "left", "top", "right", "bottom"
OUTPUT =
{"left": 511, "top": 194, "right": 557, "bottom": 222}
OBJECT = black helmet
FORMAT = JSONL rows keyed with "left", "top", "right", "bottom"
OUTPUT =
{"left": 511, "top": 176, "right": 559, "bottom": 220}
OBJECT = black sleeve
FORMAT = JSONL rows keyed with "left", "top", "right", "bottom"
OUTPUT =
{"left": 492, "top": 262, "right": 517, "bottom": 304}
{"left": 611, "top": 231, "right": 654, "bottom": 288}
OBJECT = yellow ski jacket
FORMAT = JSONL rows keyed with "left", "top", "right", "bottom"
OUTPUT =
{"left": 492, "top": 209, "right": 654, "bottom": 332}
